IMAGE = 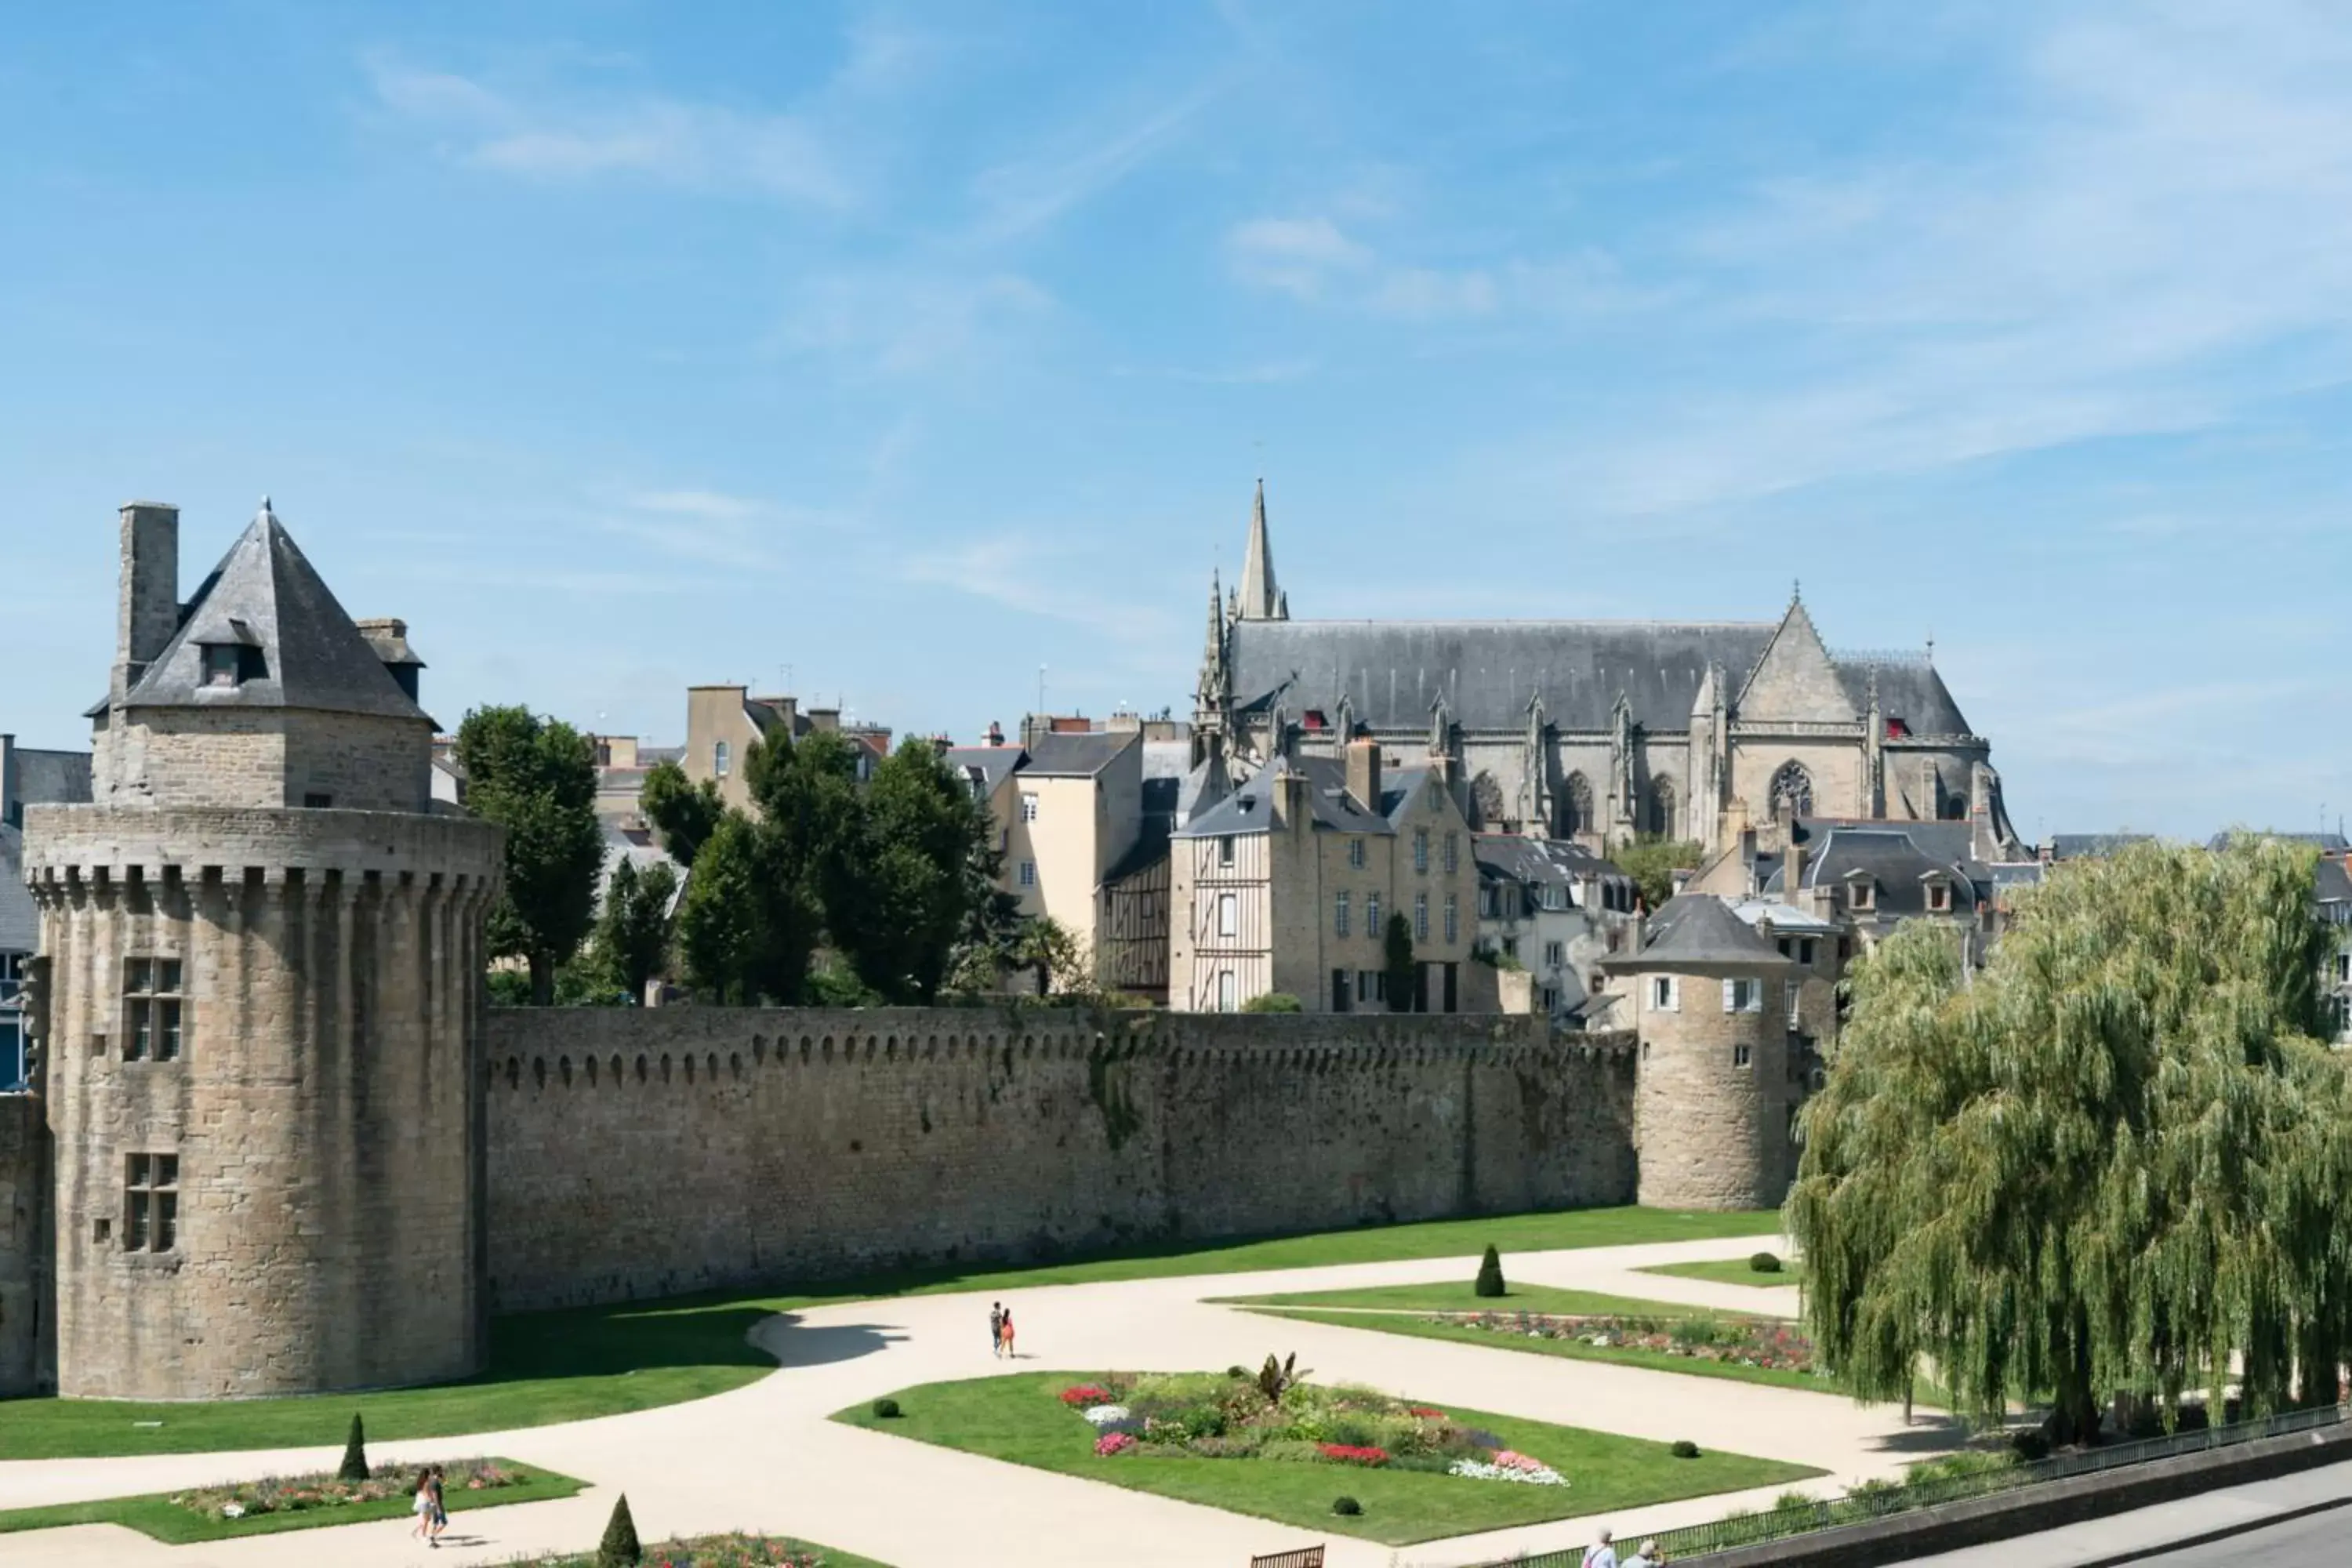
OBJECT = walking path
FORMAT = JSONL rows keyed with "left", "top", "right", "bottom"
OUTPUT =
{"left": 0, "top": 1232, "right": 1952, "bottom": 1568}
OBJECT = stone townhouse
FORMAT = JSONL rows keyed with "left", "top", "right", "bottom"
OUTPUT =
{"left": 1, "top": 737, "right": 92, "bottom": 1088}
{"left": 1170, "top": 735, "right": 1479, "bottom": 1013}
{"left": 1470, "top": 833, "right": 1640, "bottom": 1019}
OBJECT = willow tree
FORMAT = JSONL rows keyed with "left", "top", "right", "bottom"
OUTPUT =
{"left": 1789, "top": 837, "right": 2350, "bottom": 1440}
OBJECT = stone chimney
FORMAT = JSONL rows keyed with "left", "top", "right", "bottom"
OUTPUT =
{"left": 1271, "top": 763, "right": 1312, "bottom": 830}
{"left": 808, "top": 706, "right": 840, "bottom": 733}
{"left": 985, "top": 720, "right": 1005, "bottom": 747}
{"left": 1345, "top": 735, "right": 1383, "bottom": 814}
{"left": 114, "top": 501, "right": 180, "bottom": 702}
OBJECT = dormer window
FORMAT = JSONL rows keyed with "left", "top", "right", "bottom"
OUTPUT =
{"left": 1927, "top": 880, "right": 1951, "bottom": 913}
{"left": 1849, "top": 878, "right": 1875, "bottom": 912}
{"left": 201, "top": 644, "right": 241, "bottom": 687}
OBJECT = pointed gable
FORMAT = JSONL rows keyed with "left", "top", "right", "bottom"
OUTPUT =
{"left": 1734, "top": 596, "right": 1855, "bottom": 724}
{"left": 123, "top": 503, "right": 431, "bottom": 724}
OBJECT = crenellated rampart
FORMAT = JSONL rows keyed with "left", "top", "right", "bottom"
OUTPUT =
{"left": 485, "top": 1007, "right": 1637, "bottom": 1311}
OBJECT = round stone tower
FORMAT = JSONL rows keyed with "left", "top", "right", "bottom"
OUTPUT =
{"left": 1606, "top": 894, "right": 1794, "bottom": 1210}
{"left": 22, "top": 500, "right": 500, "bottom": 1399}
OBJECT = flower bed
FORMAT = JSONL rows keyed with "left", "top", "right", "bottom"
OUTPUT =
{"left": 520, "top": 1534, "right": 884, "bottom": 1567}
{"left": 169, "top": 1459, "right": 524, "bottom": 1523}
{"left": 1056, "top": 1373, "right": 1567, "bottom": 1486}
{"left": 1447, "top": 1312, "right": 1822, "bottom": 1377}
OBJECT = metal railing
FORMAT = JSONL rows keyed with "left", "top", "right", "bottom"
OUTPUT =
{"left": 1249, "top": 1548, "right": 1326, "bottom": 1568}
{"left": 1457, "top": 1403, "right": 2347, "bottom": 1567}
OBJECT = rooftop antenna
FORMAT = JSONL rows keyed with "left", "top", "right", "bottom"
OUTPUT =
{"left": 1038, "top": 663, "right": 1047, "bottom": 717}
{"left": 1925, "top": 629, "right": 1936, "bottom": 664}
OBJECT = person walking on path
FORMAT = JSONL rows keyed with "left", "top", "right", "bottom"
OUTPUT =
{"left": 1581, "top": 1528, "right": 1618, "bottom": 1568}
{"left": 989, "top": 1302, "right": 1004, "bottom": 1358}
{"left": 410, "top": 1470, "right": 434, "bottom": 1543}
{"left": 999, "top": 1308, "right": 1016, "bottom": 1360}
{"left": 426, "top": 1465, "right": 448, "bottom": 1545}
{"left": 1624, "top": 1541, "right": 1662, "bottom": 1568}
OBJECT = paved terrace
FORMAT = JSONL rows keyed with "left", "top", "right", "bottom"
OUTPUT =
{"left": 0, "top": 1233, "right": 1954, "bottom": 1568}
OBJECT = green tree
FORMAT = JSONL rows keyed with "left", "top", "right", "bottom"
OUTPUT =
{"left": 1475, "top": 1244, "right": 1507, "bottom": 1298}
{"left": 1242, "top": 991, "right": 1305, "bottom": 1013}
{"left": 1789, "top": 838, "right": 2347, "bottom": 1443}
{"left": 833, "top": 739, "right": 993, "bottom": 1002}
{"left": 336, "top": 1413, "right": 368, "bottom": 1483}
{"left": 674, "top": 810, "right": 813, "bottom": 1004}
{"left": 638, "top": 760, "right": 723, "bottom": 867}
{"left": 456, "top": 706, "right": 604, "bottom": 1005}
{"left": 597, "top": 1493, "right": 641, "bottom": 1567}
{"left": 594, "top": 857, "right": 679, "bottom": 1004}
{"left": 1383, "top": 911, "right": 1417, "bottom": 1013}
{"left": 1610, "top": 834, "right": 1704, "bottom": 911}
{"left": 1012, "top": 915, "right": 1091, "bottom": 996}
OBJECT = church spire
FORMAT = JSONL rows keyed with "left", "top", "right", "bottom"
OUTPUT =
{"left": 1236, "top": 477, "right": 1286, "bottom": 620}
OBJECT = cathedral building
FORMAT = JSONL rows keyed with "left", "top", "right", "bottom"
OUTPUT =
{"left": 1192, "top": 482, "right": 2024, "bottom": 862}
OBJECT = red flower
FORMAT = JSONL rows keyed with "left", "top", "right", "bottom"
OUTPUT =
{"left": 1317, "top": 1443, "right": 1391, "bottom": 1466}
{"left": 1061, "top": 1384, "right": 1112, "bottom": 1406}
{"left": 1408, "top": 1406, "right": 1448, "bottom": 1419}
{"left": 1095, "top": 1432, "right": 1138, "bottom": 1457}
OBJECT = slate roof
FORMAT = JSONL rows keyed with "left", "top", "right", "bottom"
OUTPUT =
{"left": 1829, "top": 654, "right": 1975, "bottom": 737}
{"left": 0, "top": 823, "right": 34, "bottom": 956}
{"left": 1780, "top": 826, "right": 1983, "bottom": 919}
{"left": 9, "top": 747, "right": 92, "bottom": 811}
{"left": 1725, "top": 896, "right": 1841, "bottom": 936}
{"left": 1627, "top": 894, "right": 1794, "bottom": 967}
{"left": 1229, "top": 619, "right": 1777, "bottom": 734}
{"left": 2316, "top": 857, "right": 2352, "bottom": 907}
{"left": 1473, "top": 833, "right": 1630, "bottom": 899}
{"left": 2049, "top": 833, "right": 2155, "bottom": 860}
{"left": 942, "top": 746, "right": 1025, "bottom": 797}
{"left": 1173, "top": 754, "right": 1395, "bottom": 839}
{"left": 117, "top": 505, "right": 433, "bottom": 725}
{"left": 1022, "top": 731, "right": 1136, "bottom": 778}
{"left": 2207, "top": 830, "right": 2352, "bottom": 854}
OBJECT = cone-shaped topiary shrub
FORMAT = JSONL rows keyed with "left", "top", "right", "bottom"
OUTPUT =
{"left": 336, "top": 1414, "right": 368, "bottom": 1483}
{"left": 1333, "top": 1495, "right": 1362, "bottom": 1516}
{"left": 872, "top": 1396, "right": 902, "bottom": 1418}
{"left": 1474, "top": 1244, "right": 1506, "bottom": 1298}
{"left": 1671, "top": 1439, "right": 1701, "bottom": 1458}
{"left": 597, "top": 1494, "right": 642, "bottom": 1567}
{"left": 1750, "top": 1251, "right": 1783, "bottom": 1273}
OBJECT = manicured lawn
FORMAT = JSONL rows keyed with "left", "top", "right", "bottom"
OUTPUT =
{"left": 1641, "top": 1258, "right": 1808, "bottom": 1290}
{"left": 832, "top": 1371, "right": 1820, "bottom": 1546}
{"left": 0, "top": 1461, "right": 580, "bottom": 1544}
{"left": 1214, "top": 1281, "right": 1733, "bottom": 1316}
{"left": 0, "top": 1205, "right": 1777, "bottom": 1459}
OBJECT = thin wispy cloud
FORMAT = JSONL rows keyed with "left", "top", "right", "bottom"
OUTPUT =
{"left": 968, "top": 81, "right": 1226, "bottom": 246}
{"left": 774, "top": 271, "right": 1053, "bottom": 379}
{"left": 364, "top": 55, "right": 851, "bottom": 206}
{"left": 902, "top": 535, "right": 1174, "bottom": 644}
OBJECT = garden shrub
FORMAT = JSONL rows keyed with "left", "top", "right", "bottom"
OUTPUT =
{"left": 1750, "top": 1251, "right": 1784, "bottom": 1273}
{"left": 1475, "top": 1243, "right": 1507, "bottom": 1298}
{"left": 597, "top": 1494, "right": 641, "bottom": 1568}
{"left": 336, "top": 1414, "right": 369, "bottom": 1483}
{"left": 1671, "top": 1439, "right": 1701, "bottom": 1458}
{"left": 1773, "top": 1490, "right": 1815, "bottom": 1512}
{"left": 871, "top": 1397, "right": 902, "bottom": 1419}
{"left": 1332, "top": 1495, "right": 1362, "bottom": 1516}
{"left": 1226, "top": 1364, "right": 1250, "bottom": 1380}
{"left": 1261, "top": 1440, "right": 1327, "bottom": 1464}
{"left": 1241, "top": 991, "right": 1305, "bottom": 1012}
{"left": 1669, "top": 1315, "right": 1730, "bottom": 1348}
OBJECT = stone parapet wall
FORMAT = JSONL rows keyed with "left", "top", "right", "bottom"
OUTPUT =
{"left": 486, "top": 1008, "right": 1636, "bottom": 1312}
{"left": 22, "top": 803, "right": 499, "bottom": 884}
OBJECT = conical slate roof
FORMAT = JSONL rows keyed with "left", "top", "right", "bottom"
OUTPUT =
{"left": 1632, "top": 894, "right": 1793, "bottom": 968}
{"left": 123, "top": 501, "right": 431, "bottom": 724}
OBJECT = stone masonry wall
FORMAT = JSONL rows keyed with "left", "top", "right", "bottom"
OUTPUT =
{"left": 487, "top": 1008, "right": 1636, "bottom": 1312}
{"left": 0, "top": 1093, "right": 50, "bottom": 1396}
{"left": 1633, "top": 973, "right": 1787, "bottom": 1210}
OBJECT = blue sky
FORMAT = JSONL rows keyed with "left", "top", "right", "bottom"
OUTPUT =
{"left": 3, "top": 2, "right": 2348, "bottom": 841}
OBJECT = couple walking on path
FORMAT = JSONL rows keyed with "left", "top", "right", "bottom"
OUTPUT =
{"left": 987, "top": 1301, "right": 1018, "bottom": 1359}
{"left": 409, "top": 1466, "right": 448, "bottom": 1548}
{"left": 1583, "top": 1530, "right": 1664, "bottom": 1568}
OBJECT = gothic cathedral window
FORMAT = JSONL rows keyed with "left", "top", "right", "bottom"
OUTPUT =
{"left": 1769, "top": 760, "right": 1813, "bottom": 819}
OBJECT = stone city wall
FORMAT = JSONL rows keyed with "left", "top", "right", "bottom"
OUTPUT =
{"left": 486, "top": 1007, "right": 1637, "bottom": 1312}
{"left": 0, "top": 1093, "right": 50, "bottom": 1395}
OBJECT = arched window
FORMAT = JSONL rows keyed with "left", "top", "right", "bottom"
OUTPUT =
{"left": 1563, "top": 772, "right": 1594, "bottom": 836}
{"left": 1769, "top": 760, "right": 1813, "bottom": 820}
{"left": 1648, "top": 779, "right": 1677, "bottom": 838}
